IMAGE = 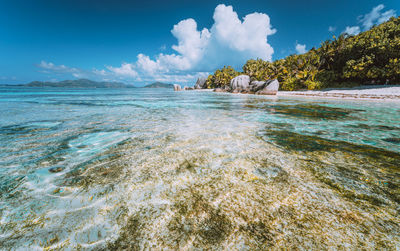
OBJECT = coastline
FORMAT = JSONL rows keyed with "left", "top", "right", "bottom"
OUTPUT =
{"left": 277, "top": 85, "right": 400, "bottom": 101}
{"left": 188, "top": 85, "right": 400, "bottom": 101}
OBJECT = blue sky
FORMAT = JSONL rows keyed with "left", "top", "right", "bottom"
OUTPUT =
{"left": 0, "top": 0, "right": 399, "bottom": 86}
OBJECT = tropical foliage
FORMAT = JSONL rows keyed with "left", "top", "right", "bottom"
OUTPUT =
{"left": 205, "top": 16, "right": 400, "bottom": 90}
{"left": 205, "top": 66, "right": 239, "bottom": 88}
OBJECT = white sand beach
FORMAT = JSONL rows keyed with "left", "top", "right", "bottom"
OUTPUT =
{"left": 278, "top": 85, "right": 400, "bottom": 100}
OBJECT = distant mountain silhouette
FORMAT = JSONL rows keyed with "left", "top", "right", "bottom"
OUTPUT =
{"left": 26, "top": 79, "right": 135, "bottom": 88}
{"left": 143, "top": 82, "right": 174, "bottom": 88}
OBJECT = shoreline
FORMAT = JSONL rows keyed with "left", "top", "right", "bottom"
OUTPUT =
{"left": 277, "top": 85, "right": 400, "bottom": 101}
{"left": 189, "top": 85, "right": 400, "bottom": 101}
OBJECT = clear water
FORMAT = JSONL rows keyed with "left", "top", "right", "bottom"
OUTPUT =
{"left": 0, "top": 87, "right": 399, "bottom": 250}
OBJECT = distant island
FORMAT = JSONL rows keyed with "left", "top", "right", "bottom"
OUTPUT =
{"left": 0, "top": 80, "right": 176, "bottom": 89}
{"left": 26, "top": 79, "right": 135, "bottom": 88}
{"left": 143, "top": 82, "right": 174, "bottom": 88}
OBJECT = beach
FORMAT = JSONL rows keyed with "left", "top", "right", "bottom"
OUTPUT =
{"left": 278, "top": 85, "right": 400, "bottom": 100}
{"left": 192, "top": 84, "right": 400, "bottom": 101}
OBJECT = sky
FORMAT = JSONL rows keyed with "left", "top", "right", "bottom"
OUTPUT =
{"left": 0, "top": 0, "right": 399, "bottom": 86}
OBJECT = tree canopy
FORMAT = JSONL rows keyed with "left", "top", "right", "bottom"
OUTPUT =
{"left": 205, "top": 16, "right": 400, "bottom": 91}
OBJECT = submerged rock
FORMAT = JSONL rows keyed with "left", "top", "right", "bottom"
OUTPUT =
{"left": 256, "top": 80, "right": 279, "bottom": 95}
{"left": 173, "top": 84, "right": 182, "bottom": 91}
{"left": 49, "top": 166, "right": 64, "bottom": 173}
{"left": 230, "top": 75, "right": 250, "bottom": 90}
{"left": 383, "top": 137, "right": 400, "bottom": 144}
{"left": 194, "top": 77, "right": 207, "bottom": 89}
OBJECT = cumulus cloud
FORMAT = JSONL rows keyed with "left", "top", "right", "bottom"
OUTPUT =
{"left": 107, "top": 63, "right": 138, "bottom": 77}
{"left": 107, "top": 4, "right": 276, "bottom": 83}
{"left": 328, "top": 26, "right": 336, "bottom": 32}
{"left": 209, "top": 5, "right": 276, "bottom": 62}
{"left": 343, "top": 26, "right": 361, "bottom": 36}
{"left": 342, "top": 4, "right": 396, "bottom": 36}
{"left": 39, "top": 4, "right": 277, "bottom": 85}
{"left": 169, "top": 18, "right": 210, "bottom": 69}
{"left": 295, "top": 43, "right": 306, "bottom": 54}
{"left": 136, "top": 54, "right": 162, "bottom": 74}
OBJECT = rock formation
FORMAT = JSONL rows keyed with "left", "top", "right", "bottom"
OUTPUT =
{"left": 249, "top": 80, "right": 268, "bottom": 92}
{"left": 229, "top": 75, "right": 279, "bottom": 95}
{"left": 255, "top": 79, "right": 279, "bottom": 95}
{"left": 230, "top": 75, "right": 250, "bottom": 91}
{"left": 194, "top": 77, "right": 207, "bottom": 89}
{"left": 177, "top": 74, "right": 279, "bottom": 95}
{"left": 173, "top": 84, "right": 182, "bottom": 91}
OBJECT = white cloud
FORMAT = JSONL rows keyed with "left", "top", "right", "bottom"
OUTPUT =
{"left": 109, "top": 4, "right": 276, "bottom": 83}
{"left": 377, "top": 9, "right": 397, "bottom": 25}
{"left": 295, "top": 43, "right": 306, "bottom": 54}
{"left": 72, "top": 73, "right": 84, "bottom": 78}
{"left": 92, "top": 69, "right": 107, "bottom": 76}
{"left": 359, "top": 4, "right": 385, "bottom": 29}
{"left": 38, "top": 61, "right": 91, "bottom": 79}
{"left": 342, "top": 4, "right": 396, "bottom": 36}
{"left": 106, "top": 63, "right": 138, "bottom": 77}
{"left": 343, "top": 26, "right": 361, "bottom": 36}
{"left": 328, "top": 26, "right": 336, "bottom": 32}
{"left": 209, "top": 5, "right": 276, "bottom": 62}
{"left": 170, "top": 18, "right": 210, "bottom": 68}
{"left": 359, "top": 4, "right": 396, "bottom": 30}
{"left": 38, "top": 4, "right": 277, "bottom": 85}
{"left": 136, "top": 54, "right": 163, "bottom": 74}
{"left": 38, "top": 61, "right": 79, "bottom": 73}
{"left": 38, "top": 61, "right": 117, "bottom": 81}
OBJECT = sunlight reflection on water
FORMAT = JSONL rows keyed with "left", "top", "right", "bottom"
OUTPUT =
{"left": 0, "top": 87, "right": 399, "bottom": 249}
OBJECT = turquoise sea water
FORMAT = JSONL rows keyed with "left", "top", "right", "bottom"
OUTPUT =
{"left": 0, "top": 87, "right": 399, "bottom": 249}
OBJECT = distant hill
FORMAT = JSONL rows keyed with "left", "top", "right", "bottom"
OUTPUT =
{"left": 26, "top": 79, "right": 135, "bottom": 88}
{"left": 143, "top": 82, "right": 174, "bottom": 88}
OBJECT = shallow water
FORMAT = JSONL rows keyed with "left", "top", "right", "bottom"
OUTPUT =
{"left": 0, "top": 87, "right": 399, "bottom": 250}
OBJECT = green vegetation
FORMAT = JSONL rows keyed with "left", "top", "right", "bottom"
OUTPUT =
{"left": 205, "top": 66, "right": 240, "bottom": 89}
{"left": 206, "top": 16, "right": 400, "bottom": 90}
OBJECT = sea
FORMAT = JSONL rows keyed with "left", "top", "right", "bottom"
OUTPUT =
{"left": 0, "top": 87, "right": 399, "bottom": 249}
